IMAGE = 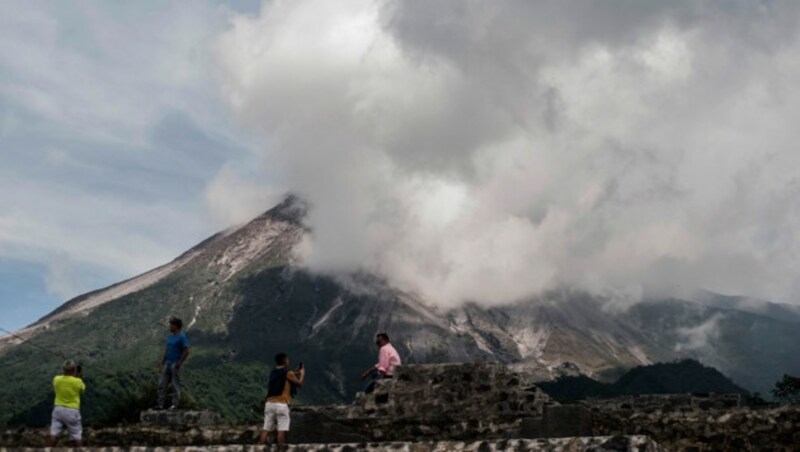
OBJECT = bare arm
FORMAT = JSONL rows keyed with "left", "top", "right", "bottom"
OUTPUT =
{"left": 287, "top": 369, "right": 305, "bottom": 387}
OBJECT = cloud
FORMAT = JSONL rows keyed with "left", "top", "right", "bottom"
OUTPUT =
{"left": 44, "top": 254, "right": 78, "bottom": 300}
{"left": 0, "top": 1, "right": 269, "bottom": 326}
{"left": 214, "top": 0, "right": 800, "bottom": 307}
{"left": 205, "top": 165, "right": 283, "bottom": 227}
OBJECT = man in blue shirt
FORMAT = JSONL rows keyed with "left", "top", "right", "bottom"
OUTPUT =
{"left": 157, "top": 317, "right": 190, "bottom": 410}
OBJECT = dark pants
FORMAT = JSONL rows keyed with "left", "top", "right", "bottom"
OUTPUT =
{"left": 158, "top": 363, "right": 181, "bottom": 408}
{"left": 363, "top": 369, "right": 392, "bottom": 394}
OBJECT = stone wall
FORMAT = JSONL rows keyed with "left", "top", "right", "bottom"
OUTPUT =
{"left": 359, "top": 363, "right": 552, "bottom": 419}
{"left": 585, "top": 393, "right": 741, "bottom": 413}
{"left": 0, "top": 424, "right": 261, "bottom": 448}
{"left": 5, "top": 405, "right": 796, "bottom": 450}
{"left": 2, "top": 435, "right": 665, "bottom": 452}
{"left": 2, "top": 363, "right": 798, "bottom": 451}
{"left": 288, "top": 363, "right": 557, "bottom": 443}
{"left": 1, "top": 364, "right": 556, "bottom": 447}
{"left": 588, "top": 403, "right": 800, "bottom": 451}
{"left": 140, "top": 410, "right": 221, "bottom": 427}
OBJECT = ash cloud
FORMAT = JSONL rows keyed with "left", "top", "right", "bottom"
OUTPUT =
{"left": 214, "top": 0, "right": 800, "bottom": 307}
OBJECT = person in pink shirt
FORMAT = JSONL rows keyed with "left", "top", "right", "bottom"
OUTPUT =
{"left": 360, "top": 333, "right": 401, "bottom": 393}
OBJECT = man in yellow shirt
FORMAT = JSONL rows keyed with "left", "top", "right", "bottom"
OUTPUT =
{"left": 47, "top": 360, "right": 86, "bottom": 447}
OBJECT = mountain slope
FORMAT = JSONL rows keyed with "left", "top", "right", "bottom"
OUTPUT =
{"left": 625, "top": 299, "right": 800, "bottom": 395}
{"left": 537, "top": 359, "right": 748, "bottom": 402}
{"left": 1, "top": 197, "right": 798, "bottom": 426}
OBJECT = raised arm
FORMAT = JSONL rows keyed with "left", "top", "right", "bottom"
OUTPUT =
{"left": 287, "top": 369, "right": 305, "bottom": 387}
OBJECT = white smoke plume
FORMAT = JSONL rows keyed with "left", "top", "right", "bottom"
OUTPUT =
{"left": 205, "top": 165, "right": 283, "bottom": 228}
{"left": 214, "top": 0, "right": 800, "bottom": 308}
{"left": 675, "top": 313, "right": 725, "bottom": 352}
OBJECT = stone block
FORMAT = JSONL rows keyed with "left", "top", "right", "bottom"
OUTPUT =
{"left": 290, "top": 409, "right": 369, "bottom": 444}
{"left": 537, "top": 405, "right": 593, "bottom": 438}
{"left": 519, "top": 417, "right": 545, "bottom": 438}
{"left": 140, "top": 409, "right": 221, "bottom": 427}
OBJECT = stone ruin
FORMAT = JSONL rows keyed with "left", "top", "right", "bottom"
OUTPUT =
{"left": 4, "top": 437, "right": 665, "bottom": 451}
{"left": 585, "top": 393, "right": 742, "bottom": 413}
{"left": 289, "top": 363, "right": 558, "bottom": 442}
{"left": 2, "top": 362, "right": 799, "bottom": 451}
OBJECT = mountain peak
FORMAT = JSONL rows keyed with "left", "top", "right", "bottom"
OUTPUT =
{"left": 258, "top": 193, "right": 308, "bottom": 224}
{"left": 0, "top": 196, "right": 308, "bottom": 348}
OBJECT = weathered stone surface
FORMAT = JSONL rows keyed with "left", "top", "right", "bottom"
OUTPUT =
{"left": 588, "top": 403, "right": 800, "bottom": 451}
{"left": 1, "top": 364, "right": 555, "bottom": 447}
{"left": 140, "top": 410, "right": 221, "bottom": 427}
{"left": 1, "top": 435, "right": 665, "bottom": 451}
{"left": 529, "top": 405, "right": 593, "bottom": 438}
{"left": 2, "top": 364, "right": 797, "bottom": 451}
{"left": 289, "top": 410, "right": 370, "bottom": 444}
{"left": 286, "top": 363, "right": 556, "bottom": 442}
{"left": 0, "top": 425, "right": 263, "bottom": 448}
{"left": 585, "top": 393, "right": 741, "bottom": 413}
{"left": 255, "top": 363, "right": 561, "bottom": 444}
{"left": 333, "top": 363, "right": 554, "bottom": 421}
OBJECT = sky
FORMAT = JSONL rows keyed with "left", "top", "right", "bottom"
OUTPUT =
{"left": 0, "top": 0, "right": 268, "bottom": 330}
{"left": 4, "top": 1, "right": 800, "bottom": 330}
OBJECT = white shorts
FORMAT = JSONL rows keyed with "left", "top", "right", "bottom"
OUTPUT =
{"left": 263, "top": 402, "right": 290, "bottom": 432}
{"left": 50, "top": 406, "right": 82, "bottom": 441}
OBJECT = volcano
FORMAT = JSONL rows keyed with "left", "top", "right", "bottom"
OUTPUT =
{"left": 1, "top": 196, "right": 798, "bottom": 425}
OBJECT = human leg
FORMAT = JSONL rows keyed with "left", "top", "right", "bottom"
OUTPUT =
{"left": 64, "top": 408, "right": 82, "bottom": 447}
{"left": 258, "top": 430, "right": 270, "bottom": 445}
{"left": 276, "top": 403, "right": 290, "bottom": 447}
{"left": 363, "top": 369, "right": 382, "bottom": 394}
{"left": 170, "top": 363, "right": 181, "bottom": 408}
{"left": 48, "top": 407, "right": 65, "bottom": 446}
{"left": 260, "top": 402, "right": 278, "bottom": 444}
{"left": 157, "top": 365, "right": 171, "bottom": 409}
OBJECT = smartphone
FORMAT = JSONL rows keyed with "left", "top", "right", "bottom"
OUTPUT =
{"left": 297, "top": 362, "right": 304, "bottom": 370}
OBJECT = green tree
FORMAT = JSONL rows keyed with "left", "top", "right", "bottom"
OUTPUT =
{"left": 771, "top": 374, "right": 800, "bottom": 404}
